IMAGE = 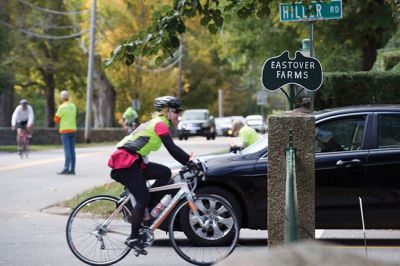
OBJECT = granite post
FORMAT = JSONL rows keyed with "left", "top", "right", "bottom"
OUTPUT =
{"left": 267, "top": 111, "right": 315, "bottom": 246}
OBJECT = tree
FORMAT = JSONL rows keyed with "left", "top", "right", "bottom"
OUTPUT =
{"left": 4, "top": 0, "right": 86, "bottom": 127}
{"left": 105, "top": 0, "right": 399, "bottom": 72}
{"left": 0, "top": 2, "right": 15, "bottom": 126}
{"left": 315, "top": 0, "right": 396, "bottom": 70}
{"left": 92, "top": 55, "right": 116, "bottom": 128}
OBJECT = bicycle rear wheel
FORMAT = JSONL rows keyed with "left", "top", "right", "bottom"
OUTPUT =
{"left": 66, "top": 195, "right": 131, "bottom": 266}
{"left": 169, "top": 194, "right": 239, "bottom": 265}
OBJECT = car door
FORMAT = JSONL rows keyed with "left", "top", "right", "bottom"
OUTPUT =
{"left": 253, "top": 152, "right": 268, "bottom": 228}
{"left": 315, "top": 114, "right": 370, "bottom": 228}
{"left": 364, "top": 112, "right": 400, "bottom": 228}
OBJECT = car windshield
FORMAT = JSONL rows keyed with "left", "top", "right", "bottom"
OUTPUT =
{"left": 182, "top": 112, "right": 207, "bottom": 120}
{"left": 240, "top": 135, "right": 268, "bottom": 154}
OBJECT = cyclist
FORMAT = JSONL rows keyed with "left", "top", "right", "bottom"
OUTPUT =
{"left": 11, "top": 99, "right": 35, "bottom": 147}
{"left": 108, "top": 95, "right": 194, "bottom": 252}
{"left": 122, "top": 105, "right": 139, "bottom": 133}
{"left": 229, "top": 120, "right": 259, "bottom": 152}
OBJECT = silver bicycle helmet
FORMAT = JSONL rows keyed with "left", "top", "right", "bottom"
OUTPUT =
{"left": 154, "top": 96, "right": 182, "bottom": 112}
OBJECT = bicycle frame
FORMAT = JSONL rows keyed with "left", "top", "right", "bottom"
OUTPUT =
{"left": 17, "top": 127, "right": 29, "bottom": 157}
{"left": 103, "top": 179, "right": 204, "bottom": 234}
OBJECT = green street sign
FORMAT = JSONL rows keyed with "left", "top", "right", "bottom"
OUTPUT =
{"left": 280, "top": 0, "right": 342, "bottom": 22}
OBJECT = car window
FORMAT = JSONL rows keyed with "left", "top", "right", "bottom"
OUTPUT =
{"left": 378, "top": 115, "right": 400, "bottom": 148}
{"left": 316, "top": 116, "right": 366, "bottom": 153}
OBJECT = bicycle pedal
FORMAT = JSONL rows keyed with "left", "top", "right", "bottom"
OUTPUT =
{"left": 133, "top": 248, "right": 147, "bottom": 256}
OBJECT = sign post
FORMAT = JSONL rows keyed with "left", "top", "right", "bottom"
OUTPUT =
{"left": 261, "top": 51, "right": 323, "bottom": 109}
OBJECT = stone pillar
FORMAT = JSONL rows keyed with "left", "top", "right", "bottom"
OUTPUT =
{"left": 267, "top": 111, "right": 315, "bottom": 246}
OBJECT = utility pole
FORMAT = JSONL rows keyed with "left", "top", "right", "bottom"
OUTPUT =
{"left": 84, "top": 0, "right": 96, "bottom": 142}
{"left": 177, "top": 37, "right": 184, "bottom": 99}
{"left": 218, "top": 89, "right": 224, "bottom": 117}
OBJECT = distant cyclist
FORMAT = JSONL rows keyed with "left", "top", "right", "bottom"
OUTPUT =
{"left": 11, "top": 99, "right": 35, "bottom": 145}
{"left": 122, "top": 105, "right": 138, "bottom": 133}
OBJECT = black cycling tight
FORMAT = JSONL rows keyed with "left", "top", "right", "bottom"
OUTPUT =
{"left": 111, "top": 161, "right": 171, "bottom": 238}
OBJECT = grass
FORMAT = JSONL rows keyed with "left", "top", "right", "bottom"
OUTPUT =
{"left": 59, "top": 182, "right": 124, "bottom": 209}
{"left": 0, "top": 142, "right": 115, "bottom": 152}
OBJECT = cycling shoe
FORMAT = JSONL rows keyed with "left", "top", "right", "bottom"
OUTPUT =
{"left": 125, "top": 238, "right": 147, "bottom": 255}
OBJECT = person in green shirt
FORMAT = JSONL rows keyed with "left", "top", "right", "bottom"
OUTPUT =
{"left": 122, "top": 105, "right": 138, "bottom": 133}
{"left": 54, "top": 90, "right": 77, "bottom": 175}
{"left": 230, "top": 120, "right": 260, "bottom": 152}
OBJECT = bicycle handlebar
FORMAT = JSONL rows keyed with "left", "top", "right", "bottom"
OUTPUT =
{"left": 179, "top": 159, "right": 206, "bottom": 191}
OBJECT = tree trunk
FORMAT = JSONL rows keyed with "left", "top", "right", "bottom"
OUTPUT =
{"left": 0, "top": 86, "right": 14, "bottom": 126}
{"left": 41, "top": 71, "right": 55, "bottom": 127}
{"left": 362, "top": 37, "right": 379, "bottom": 71}
{"left": 92, "top": 55, "right": 116, "bottom": 128}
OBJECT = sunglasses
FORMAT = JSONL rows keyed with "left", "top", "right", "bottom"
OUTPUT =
{"left": 172, "top": 109, "right": 182, "bottom": 114}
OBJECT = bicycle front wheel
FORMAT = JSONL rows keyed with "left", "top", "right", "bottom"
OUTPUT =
{"left": 169, "top": 194, "right": 240, "bottom": 265}
{"left": 66, "top": 195, "right": 131, "bottom": 266}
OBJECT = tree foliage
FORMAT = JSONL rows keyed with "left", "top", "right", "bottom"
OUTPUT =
{"left": 2, "top": 0, "right": 86, "bottom": 127}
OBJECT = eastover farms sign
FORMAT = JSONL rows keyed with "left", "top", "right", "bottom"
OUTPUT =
{"left": 261, "top": 51, "right": 322, "bottom": 91}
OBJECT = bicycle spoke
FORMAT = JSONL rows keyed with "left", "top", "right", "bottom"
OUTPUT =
{"left": 66, "top": 195, "right": 131, "bottom": 265}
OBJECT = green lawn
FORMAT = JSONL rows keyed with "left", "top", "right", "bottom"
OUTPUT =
{"left": 59, "top": 182, "right": 124, "bottom": 209}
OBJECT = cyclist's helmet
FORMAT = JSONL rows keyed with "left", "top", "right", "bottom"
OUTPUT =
{"left": 154, "top": 96, "right": 183, "bottom": 112}
{"left": 20, "top": 99, "right": 28, "bottom": 105}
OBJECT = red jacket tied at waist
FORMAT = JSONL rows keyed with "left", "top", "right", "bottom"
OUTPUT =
{"left": 108, "top": 149, "right": 138, "bottom": 169}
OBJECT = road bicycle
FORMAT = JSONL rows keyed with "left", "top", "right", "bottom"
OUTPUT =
{"left": 17, "top": 127, "right": 29, "bottom": 158}
{"left": 65, "top": 161, "right": 239, "bottom": 265}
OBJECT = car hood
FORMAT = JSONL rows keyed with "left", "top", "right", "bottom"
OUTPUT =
{"left": 203, "top": 152, "right": 259, "bottom": 177}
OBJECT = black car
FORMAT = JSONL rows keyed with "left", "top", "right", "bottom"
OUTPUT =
{"left": 194, "top": 105, "right": 400, "bottom": 233}
{"left": 177, "top": 109, "right": 216, "bottom": 140}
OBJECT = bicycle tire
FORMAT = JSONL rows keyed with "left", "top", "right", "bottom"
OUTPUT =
{"left": 66, "top": 195, "right": 132, "bottom": 266}
{"left": 169, "top": 194, "right": 240, "bottom": 265}
{"left": 18, "top": 135, "right": 24, "bottom": 158}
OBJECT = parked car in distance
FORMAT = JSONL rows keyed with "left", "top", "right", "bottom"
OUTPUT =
{"left": 188, "top": 105, "right": 400, "bottom": 242}
{"left": 215, "top": 117, "right": 233, "bottom": 136}
{"left": 245, "top": 115, "right": 265, "bottom": 133}
{"left": 177, "top": 109, "right": 216, "bottom": 140}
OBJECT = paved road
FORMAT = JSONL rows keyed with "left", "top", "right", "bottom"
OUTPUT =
{"left": 0, "top": 136, "right": 399, "bottom": 265}
{"left": 0, "top": 137, "right": 235, "bottom": 265}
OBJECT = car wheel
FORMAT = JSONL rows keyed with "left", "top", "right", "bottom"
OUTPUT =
{"left": 179, "top": 187, "right": 242, "bottom": 245}
{"left": 178, "top": 135, "right": 183, "bottom": 140}
{"left": 206, "top": 135, "right": 210, "bottom": 140}
{"left": 178, "top": 193, "right": 239, "bottom": 246}
{"left": 196, "top": 186, "right": 242, "bottom": 226}
{"left": 212, "top": 133, "right": 216, "bottom": 140}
